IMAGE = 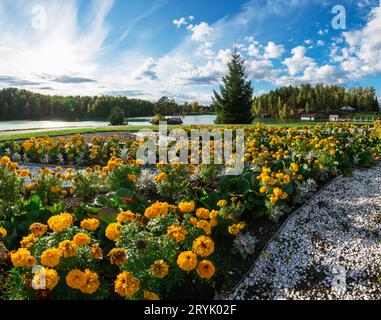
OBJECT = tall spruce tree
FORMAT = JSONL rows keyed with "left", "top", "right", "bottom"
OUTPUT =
{"left": 213, "top": 51, "right": 253, "bottom": 124}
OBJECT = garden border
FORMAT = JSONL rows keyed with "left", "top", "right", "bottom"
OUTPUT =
{"left": 223, "top": 173, "right": 346, "bottom": 300}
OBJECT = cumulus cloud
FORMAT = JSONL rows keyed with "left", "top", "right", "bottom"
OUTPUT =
{"left": 338, "top": 3, "right": 381, "bottom": 76}
{"left": 263, "top": 42, "right": 285, "bottom": 59}
{"left": 247, "top": 43, "right": 261, "bottom": 58}
{"left": 134, "top": 57, "right": 159, "bottom": 81}
{"left": 187, "top": 22, "right": 213, "bottom": 42}
{"left": 173, "top": 17, "right": 188, "bottom": 28}
{"left": 282, "top": 46, "right": 315, "bottom": 76}
{"left": 246, "top": 59, "right": 276, "bottom": 81}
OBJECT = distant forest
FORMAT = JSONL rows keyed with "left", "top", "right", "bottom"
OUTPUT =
{"left": 0, "top": 88, "right": 212, "bottom": 121}
{"left": 252, "top": 84, "right": 380, "bottom": 119}
{"left": 0, "top": 88, "right": 155, "bottom": 120}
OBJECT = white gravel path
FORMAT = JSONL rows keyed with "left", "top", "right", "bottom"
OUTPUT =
{"left": 229, "top": 163, "right": 381, "bottom": 300}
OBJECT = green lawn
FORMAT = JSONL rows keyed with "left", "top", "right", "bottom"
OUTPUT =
{"left": 0, "top": 119, "right": 373, "bottom": 142}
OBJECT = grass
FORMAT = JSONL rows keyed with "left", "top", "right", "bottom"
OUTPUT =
{"left": 0, "top": 118, "right": 374, "bottom": 142}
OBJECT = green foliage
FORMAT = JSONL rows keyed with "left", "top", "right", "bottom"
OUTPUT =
{"left": 1, "top": 195, "right": 64, "bottom": 249}
{"left": 252, "top": 83, "right": 380, "bottom": 119}
{"left": 213, "top": 51, "right": 253, "bottom": 124}
{"left": 105, "top": 164, "right": 140, "bottom": 192}
{"left": 108, "top": 106, "right": 125, "bottom": 126}
{"left": 72, "top": 170, "right": 103, "bottom": 202}
{"left": 0, "top": 164, "right": 24, "bottom": 203}
{"left": 0, "top": 88, "right": 155, "bottom": 121}
{"left": 30, "top": 171, "right": 64, "bottom": 206}
{"left": 154, "top": 96, "right": 179, "bottom": 117}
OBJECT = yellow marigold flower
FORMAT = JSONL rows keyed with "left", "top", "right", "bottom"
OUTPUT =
{"left": 51, "top": 186, "right": 60, "bottom": 193}
{"left": 290, "top": 163, "right": 299, "bottom": 172}
{"left": 41, "top": 248, "right": 62, "bottom": 267}
{"left": 197, "top": 220, "right": 212, "bottom": 235}
{"left": 117, "top": 210, "right": 135, "bottom": 224}
{"left": 108, "top": 248, "right": 127, "bottom": 266}
{"left": 11, "top": 248, "right": 36, "bottom": 267}
{"left": 29, "top": 223, "right": 48, "bottom": 237}
{"left": 280, "top": 192, "right": 288, "bottom": 200}
{"left": 114, "top": 271, "right": 140, "bottom": 298}
{"left": 66, "top": 270, "right": 87, "bottom": 290}
{"left": 228, "top": 222, "right": 246, "bottom": 236}
{"left": 154, "top": 172, "right": 167, "bottom": 183}
{"left": 10, "top": 162, "right": 18, "bottom": 169}
{"left": 58, "top": 240, "right": 77, "bottom": 258}
{"left": 144, "top": 201, "right": 169, "bottom": 219}
{"left": 206, "top": 210, "right": 216, "bottom": 220}
{"left": 80, "top": 218, "right": 100, "bottom": 232}
{"left": 260, "top": 186, "right": 267, "bottom": 194}
{"left": 128, "top": 174, "right": 137, "bottom": 181}
{"left": 156, "top": 161, "right": 165, "bottom": 169}
{"left": 144, "top": 291, "right": 160, "bottom": 300}
{"left": 47, "top": 212, "right": 74, "bottom": 233}
{"left": 102, "top": 166, "right": 110, "bottom": 173}
{"left": 197, "top": 260, "right": 216, "bottom": 280}
{"left": 150, "top": 259, "right": 169, "bottom": 278}
{"left": 55, "top": 166, "right": 62, "bottom": 172}
{"left": 80, "top": 269, "right": 100, "bottom": 295}
{"left": 0, "top": 155, "right": 11, "bottom": 165}
{"left": 189, "top": 217, "right": 198, "bottom": 226}
{"left": 270, "top": 196, "right": 279, "bottom": 204}
{"left": 167, "top": 225, "right": 187, "bottom": 243}
{"left": 32, "top": 268, "right": 60, "bottom": 291}
{"left": 19, "top": 169, "right": 31, "bottom": 177}
{"left": 210, "top": 217, "right": 218, "bottom": 228}
{"left": 273, "top": 188, "right": 283, "bottom": 197}
{"left": 193, "top": 236, "right": 215, "bottom": 257}
{"left": 0, "top": 227, "right": 7, "bottom": 239}
{"left": 196, "top": 208, "right": 210, "bottom": 220}
{"left": 217, "top": 200, "right": 228, "bottom": 207}
{"left": 177, "top": 251, "right": 198, "bottom": 272}
{"left": 20, "top": 234, "right": 36, "bottom": 249}
{"left": 90, "top": 244, "right": 103, "bottom": 260}
{"left": 178, "top": 201, "right": 195, "bottom": 213}
{"left": 105, "top": 223, "right": 121, "bottom": 240}
{"left": 73, "top": 233, "right": 91, "bottom": 246}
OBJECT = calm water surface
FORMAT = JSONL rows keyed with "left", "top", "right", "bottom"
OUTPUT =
{"left": 0, "top": 115, "right": 217, "bottom": 131}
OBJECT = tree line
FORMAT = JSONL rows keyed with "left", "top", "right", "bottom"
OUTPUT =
{"left": 0, "top": 88, "right": 213, "bottom": 121}
{"left": 0, "top": 88, "right": 154, "bottom": 120}
{"left": 252, "top": 84, "right": 380, "bottom": 119}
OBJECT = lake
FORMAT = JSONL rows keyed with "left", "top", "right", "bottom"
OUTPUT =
{"left": 0, "top": 115, "right": 217, "bottom": 131}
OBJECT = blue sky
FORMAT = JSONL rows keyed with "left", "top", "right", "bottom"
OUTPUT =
{"left": 0, "top": 0, "right": 380, "bottom": 104}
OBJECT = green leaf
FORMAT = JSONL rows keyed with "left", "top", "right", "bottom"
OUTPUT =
{"left": 97, "top": 207, "right": 118, "bottom": 224}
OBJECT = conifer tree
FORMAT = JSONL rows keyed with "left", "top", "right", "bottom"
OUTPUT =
{"left": 213, "top": 51, "right": 253, "bottom": 124}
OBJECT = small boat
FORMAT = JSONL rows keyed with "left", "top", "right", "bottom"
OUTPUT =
{"left": 166, "top": 115, "right": 183, "bottom": 125}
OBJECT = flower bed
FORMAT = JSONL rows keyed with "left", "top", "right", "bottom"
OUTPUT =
{"left": 0, "top": 123, "right": 380, "bottom": 300}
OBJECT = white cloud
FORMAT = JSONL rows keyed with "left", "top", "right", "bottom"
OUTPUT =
{"left": 263, "top": 41, "right": 285, "bottom": 59}
{"left": 282, "top": 46, "right": 315, "bottom": 76}
{"left": 187, "top": 22, "right": 213, "bottom": 42}
{"left": 173, "top": 17, "right": 188, "bottom": 28}
{"left": 134, "top": 57, "right": 159, "bottom": 81}
{"left": 339, "top": 3, "right": 381, "bottom": 77}
{"left": 247, "top": 43, "right": 261, "bottom": 58}
{"left": 304, "top": 39, "right": 313, "bottom": 45}
{"left": 317, "top": 40, "right": 325, "bottom": 46}
{"left": 246, "top": 59, "right": 276, "bottom": 81}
